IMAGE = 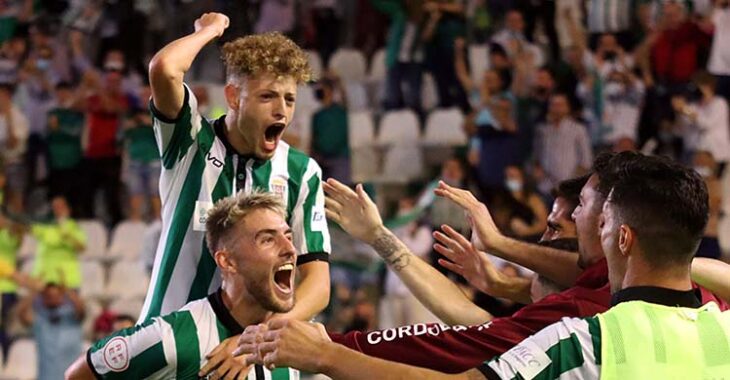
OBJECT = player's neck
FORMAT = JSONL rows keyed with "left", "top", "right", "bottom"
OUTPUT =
{"left": 220, "top": 284, "right": 274, "bottom": 327}
{"left": 224, "top": 113, "right": 255, "bottom": 155}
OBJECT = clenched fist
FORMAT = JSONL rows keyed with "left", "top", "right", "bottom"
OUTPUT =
{"left": 194, "top": 12, "right": 230, "bottom": 37}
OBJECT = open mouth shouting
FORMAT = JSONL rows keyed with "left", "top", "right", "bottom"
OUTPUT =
{"left": 273, "top": 262, "right": 295, "bottom": 296}
{"left": 263, "top": 122, "right": 287, "bottom": 153}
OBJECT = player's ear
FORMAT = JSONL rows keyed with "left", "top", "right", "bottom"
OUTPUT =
{"left": 214, "top": 249, "right": 236, "bottom": 273}
{"left": 224, "top": 83, "right": 241, "bottom": 111}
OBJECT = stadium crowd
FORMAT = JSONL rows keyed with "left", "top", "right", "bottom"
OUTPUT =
{"left": 0, "top": 0, "right": 729, "bottom": 378}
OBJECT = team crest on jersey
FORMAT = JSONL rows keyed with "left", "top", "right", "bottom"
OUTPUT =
{"left": 103, "top": 336, "right": 130, "bottom": 372}
{"left": 270, "top": 176, "right": 288, "bottom": 204}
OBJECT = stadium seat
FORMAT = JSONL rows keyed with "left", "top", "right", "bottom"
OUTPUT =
{"left": 3, "top": 338, "right": 37, "bottom": 380}
{"left": 109, "top": 297, "right": 145, "bottom": 319}
{"left": 106, "top": 220, "right": 148, "bottom": 261}
{"left": 17, "top": 235, "right": 37, "bottom": 260}
{"left": 345, "top": 81, "right": 370, "bottom": 111}
{"left": 306, "top": 49, "right": 323, "bottom": 80}
{"left": 468, "top": 44, "right": 490, "bottom": 85}
{"left": 368, "top": 48, "right": 387, "bottom": 83}
{"left": 80, "top": 261, "right": 106, "bottom": 300}
{"left": 105, "top": 261, "right": 149, "bottom": 301}
{"left": 351, "top": 147, "right": 381, "bottom": 183}
{"left": 380, "top": 144, "right": 425, "bottom": 183}
{"left": 422, "top": 73, "right": 440, "bottom": 111}
{"left": 328, "top": 48, "right": 368, "bottom": 82}
{"left": 348, "top": 111, "right": 376, "bottom": 149}
{"left": 296, "top": 84, "right": 321, "bottom": 116}
{"left": 289, "top": 107, "right": 313, "bottom": 154}
{"left": 376, "top": 110, "right": 421, "bottom": 146}
{"left": 78, "top": 220, "right": 108, "bottom": 261}
{"left": 423, "top": 108, "right": 468, "bottom": 146}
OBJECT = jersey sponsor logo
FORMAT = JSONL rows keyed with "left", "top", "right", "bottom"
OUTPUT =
{"left": 205, "top": 151, "right": 224, "bottom": 168}
{"left": 311, "top": 209, "right": 326, "bottom": 232}
{"left": 103, "top": 336, "right": 130, "bottom": 372}
{"left": 501, "top": 340, "right": 551, "bottom": 379}
{"left": 366, "top": 323, "right": 480, "bottom": 344}
{"left": 270, "top": 176, "right": 288, "bottom": 204}
{"left": 194, "top": 201, "right": 215, "bottom": 231}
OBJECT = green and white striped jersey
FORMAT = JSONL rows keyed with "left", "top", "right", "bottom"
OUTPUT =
{"left": 88, "top": 290, "right": 299, "bottom": 379}
{"left": 139, "top": 84, "right": 330, "bottom": 321}
{"left": 479, "top": 315, "right": 601, "bottom": 379}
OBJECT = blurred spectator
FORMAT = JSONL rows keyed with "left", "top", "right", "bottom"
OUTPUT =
{"left": 502, "top": 165, "right": 547, "bottom": 241}
{"left": 46, "top": 82, "right": 84, "bottom": 210}
{"left": 455, "top": 37, "right": 517, "bottom": 195}
{"left": 122, "top": 85, "right": 160, "bottom": 221}
{"left": 533, "top": 93, "right": 592, "bottom": 194}
{"left": 380, "top": 197, "right": 439, "bottom": 329}
{"left": 353, "top": 0, "right": 389, "bottom": 59}
{"left": 18, "top": 282, "right": 84, "bottom": 380}
{"left": 514, "top": 67, "right": 556, "bottom": 163}
{"left": 585, "top": 0, "right": 635, "bottom": 49}
{"left": 707, "top": 0, "right": 730, "bottom": 100}
{"left": 490, "top": 9, "right": 544, "bottom": 67}
{"left": 577, "top": 66, "right": 645, "bottom": 150}
{"left": 671, "top": 71, "right": 730, "bottom": 170}
{"left": 465, "top": 0, "right": 491, "bottom": 43}
{"left": 0, "top": 35, "right": 26, "bottom": 83}
{"left": 0, "top": 0, "right": 31, "bottom": 44}
{"left": 310, "top": 0, "right": 343, "bottom": 66}
{"left": 377, "top": 0, "right": 428, "bottom": 113}
{"left": 0, "top": 82, "right": 28, "bottom": 214}
{"left": 31, "top": 196, "right": 86, "bottom": 289}
{"left": 692, "top": 151, "right": 723, "bottom": 259}
{"left": 255, "top": 0, "right": 295, "bottom": 36}
{"left": 516, "top": 0, "right": 559, "bottom": 61}
{"left": 0, "top": 209, "right": 21, "bottom": 363}
{"left": 423, "top": 1, "right": 467, "bottom": 109}
{"left": 75, "top": 66, "right": 131, "bottom": 224}
{"left": 311, "top": 74, "right": 350, "bottom": 184}
{"left": 648, "top": 1, "right": 711, "bottom": 88}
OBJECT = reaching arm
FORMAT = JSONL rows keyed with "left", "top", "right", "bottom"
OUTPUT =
{"left": 64, "top": 355, "right": 96, "bottom": 380}
{"left": 454, "top": 37, "right": 475, "bottom": 92}
{"left": 435, "top": 181, "right": 582, "bottom": 287}
{"left": 691, "top": 258, "right": 730, "bottom": 303}
{"left": 237, "top": 320, "right": 484, "bottom": 380}
{"left": 274, "top": 260, "right": 330, "bottom": 320}
{"left": 149, "top": 12, "right": 229, "bottom": 119}
{"left": 324, "top": 179, "right": 492, "bottom": 325}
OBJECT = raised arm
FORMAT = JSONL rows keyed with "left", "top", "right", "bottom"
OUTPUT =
{"left": 324, "top": 179, "right": 492, "bottom": 325}
{"left": 454, "top": 37, "right": 475, "bottom": 92}
{"left": 435, "top": 181, "right": 582, "bottom": 287}
{"left": 149, "top": 12, "right": 229, "bottom": 119}
{"left": 691, "top": 258, "right": 730, "bottom": 303}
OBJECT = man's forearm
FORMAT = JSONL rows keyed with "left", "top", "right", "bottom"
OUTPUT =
{"left": 370, "top": 227, "right": 492, "bottom": 325}
{"left": 319, "top": 342, "right": 476, "bottom": 380}
{"left": 691, "top": 258, "right": 730, "bottom": 302}
{"left": 149, "top": 28, "right": 218, "bottom": 80}
{"left": 491, "top": 236, "right": 581, "bottom": 288}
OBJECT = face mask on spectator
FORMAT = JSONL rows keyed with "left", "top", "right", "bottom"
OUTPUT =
{"left": 604, "top": 82, "right": 624, "bottom": 97}
{"left": 36, "top": 58, "right": 50, "bottom": 71}
{"left": 505, "top": 179, "right": 523, "bottom": 192}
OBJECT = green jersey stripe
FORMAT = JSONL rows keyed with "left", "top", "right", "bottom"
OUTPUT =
{"left": 271, "top": 367, "right": 293, "bottom": 380}
{"left": 534, "top": 333, "right": 584, "bottom": 380}
{"left": 286, "top": 147, "right": 304, "bottom": 222}
{"left": 303, "top": 173, "right": 324, "bottom": 253}
{"left": 253, "top": 159, "right": 273, "bottom": 191}
{"left": 146, "top": 149, "right": 205, "bottom": 319}
{"left": 586, "top": 316, "right": 602, "bottom": 365}
{"left": 162, "top": 311, "right": 201, "bottom": 378}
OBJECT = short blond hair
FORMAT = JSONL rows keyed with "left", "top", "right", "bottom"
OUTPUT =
{"left": 221, "top": 32, "right": 312, "bottom": 84}
{"left": 205, "top": 190, "right": 287, "bottom": 253}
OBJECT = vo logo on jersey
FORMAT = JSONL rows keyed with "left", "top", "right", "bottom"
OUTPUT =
{"left": 205, "top": 151, "right": 224, "bottom": 168}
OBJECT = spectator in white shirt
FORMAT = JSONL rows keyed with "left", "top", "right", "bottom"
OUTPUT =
{"left": 672, "top": 71, "right": 730, "bottom": 173}
{"left": 707, "top": 0, "right": 730, "bottom": 101}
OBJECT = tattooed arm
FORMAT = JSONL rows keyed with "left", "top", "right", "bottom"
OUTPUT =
{"left": 324, "top": 179, "right": 493, "bottom": 325}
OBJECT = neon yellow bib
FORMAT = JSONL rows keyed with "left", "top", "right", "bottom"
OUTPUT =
{"left": 600, "top": 301, "right": 730, "bottom": 380}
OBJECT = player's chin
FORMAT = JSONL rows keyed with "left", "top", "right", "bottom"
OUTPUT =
{"left": 268, "top": 292, "right": 295, "bottom": 313}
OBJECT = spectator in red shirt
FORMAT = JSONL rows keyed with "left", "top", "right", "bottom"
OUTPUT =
{"left": 75, "top": 67, "right": 131, "bottom": 224}
{"left": 649, "top": 1, "right": 711, "bottom": 87}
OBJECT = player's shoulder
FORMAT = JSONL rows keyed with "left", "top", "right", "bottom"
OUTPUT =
{"left": 276, "top": 141, "right": 320, "bottom": 175}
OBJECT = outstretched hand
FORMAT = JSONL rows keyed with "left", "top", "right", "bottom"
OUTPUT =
{"left": 323, "top": 179, "right": 384, "bottom": 244}
{"left": 434, "top": 181, "right": 504, "bottom": 250}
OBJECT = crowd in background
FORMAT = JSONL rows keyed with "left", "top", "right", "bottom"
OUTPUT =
{"left": 0, "top": 0, "right": 729, "bottom": 378}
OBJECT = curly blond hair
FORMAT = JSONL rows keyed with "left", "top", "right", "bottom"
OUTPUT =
{"left": 221, "top": 32, "right": 312, "bottom": 84}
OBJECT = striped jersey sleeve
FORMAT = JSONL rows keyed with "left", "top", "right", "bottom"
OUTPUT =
{"left": 286, "top": 149, "right": 331, "bottom": 263}
{"left": 149, "top": 83, "right": 201, "bottom": 170}
{"left": 87, "top": 317, "right": 172, "bottom": 379}
{"left": 478, "top": 316, "right": 602, "bottom": 380}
